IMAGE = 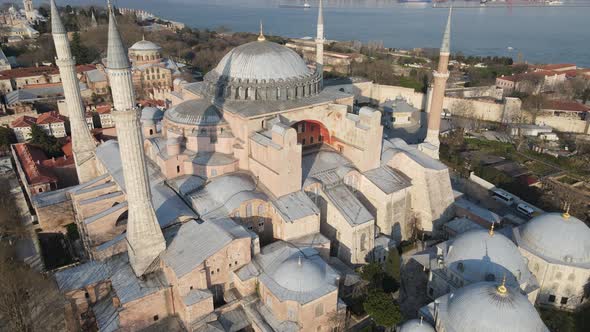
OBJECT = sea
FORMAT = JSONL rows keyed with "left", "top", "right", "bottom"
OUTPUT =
{"left": 63, "top": 0, "right": 590, "bottom": 67}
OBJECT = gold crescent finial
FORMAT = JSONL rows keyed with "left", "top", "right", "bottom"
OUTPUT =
{"left": 489, "top": 222, "right": 495, "bottom": 237}
{"left": 497, "top": 274, "right": 507, "bottom": 294}
{"left": 258, "top": 20, "right": 265, "bottom": 41}
{"left": 562, "top": 202, "right": 571, "bottom": 219}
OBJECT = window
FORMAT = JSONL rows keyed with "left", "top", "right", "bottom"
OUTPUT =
{"left": 302, "top": 138, "right": 306, "bottom": 145}
{"left": 258, "top": 204, "right": 265, "bottom": 216}
{"left": 485, "top": 273, "right": 496, "bottom": 282}
{"left": 246, "top": 203, "right": 253, "bottom": 217}
{"left": 560, "top": 297, "right": 568, "bottom": 305}
{"left": 149, "top": 129, "right": 153, "bottom": 135}
{"left": 311, "top": 124, "right": 316, "bottom": 131}
{"left": 360, "top": 233, "right": 367, "bottom": 252}
{"left": 84, "top": 292, "right": 89, "bottom": 299}
{"left": 190, "top": 286, "right": 193, "bottom": 290}
{"left": 310, "top": 137, "right": 314, "bottom": 144}
{"left": 457, "top": 262, "right": 464, "bottom": 273}
{"left": 211, "top": 270, "right": 215, "bottom": 275}
{"left": 315, "top": 303, "right": 324, "bottom": 317}
{"left": 153, "top": 315, "right": 159, "bottom": 321}
{"left": 548, "top": 295, "right": 556, "bottom": 303}
{"left": 176, "top": 165, "right": 180, "bottom": 173}
{"left": 235, "top": 260, "right": 238, "bottom": 265}
{"left": 211, "top": 169, "right": 217, "bottom": 177}
{"left": 301, "top": 123, "right": 306, "bottom": 133}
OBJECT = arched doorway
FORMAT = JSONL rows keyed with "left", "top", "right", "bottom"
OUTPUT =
{"left": 291, "top": 120, "right": 332, "bottom": 148}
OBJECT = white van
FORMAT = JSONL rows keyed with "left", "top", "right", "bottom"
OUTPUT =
{"left": 517, "top": 203, "right": 535, "bottom": 217}
{"left": 492, "top": 189, "right": 514, "bottom": 205}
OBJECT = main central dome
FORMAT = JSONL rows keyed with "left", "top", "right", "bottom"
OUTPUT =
{"left": 203, "top": 40, "right": 322, "bottom": 102}
{"left": 214, "top": 41, "right": 312, "bottom": 81}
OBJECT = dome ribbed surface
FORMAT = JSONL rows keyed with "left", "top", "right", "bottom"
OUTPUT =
{"left": 130, "top": 40, "right": 162, "bottom": 51}
{"left": 399, "top": 319, "right": 435, "bottom": 332}
{"left": 164, "top": 100, "right": 223, "bottom": 126}
{"left": 214, "top": 41, "right": 311, "bottom": 81}
{"left": 518, "top": 213, "right": 590, "bottom": 265}
{"left": 445, "top": 229, "right": 530, "bottom": 286}
{"left": 444, "top": 282, "right": 548, "bottom": 332}
{"left": 271, "top": 256, "right": 326, "bottom": 293}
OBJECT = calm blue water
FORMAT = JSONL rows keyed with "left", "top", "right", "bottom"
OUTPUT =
{"left": 61, "top": 0, "right": 590, "bottom": 67}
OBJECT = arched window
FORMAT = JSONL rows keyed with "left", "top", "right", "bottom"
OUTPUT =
{"left": 246, "top": 203, "right": 253, "bottom": 218}
{"left": 258, "top": 204, "right": 265, "bottom": 216}
{"left": 457, "top": 262, "right": 464, "bottom": 273}
{"left": 360, "top": 233, "right": 367, "bottom": 252}
{"left": 485, "top": 273, "right": 496, "bottom": 282}
{"left": 149, "top": 129, "right": 153, "bottom": 135}
{"left": 115, "top": 211, "right": 128, "bottom": 226}
{"left": 176, "top": 165, "right": 180, "bottom": 173}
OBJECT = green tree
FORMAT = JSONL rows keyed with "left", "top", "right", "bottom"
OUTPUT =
{"left": 363, "top": 290, "right": 402, "bottom": 329}
{"left": 360, "top": 262, "right": 383, "bottom": 287}
{"left": 70, "top": 32, "right": 97, "bottom": 64}
{"left": 0, "top": 126, "right": 16, "bottom": 152}
{"left": 29, "top": 124, "right": 63, "bottom": 158}
{"left": 384, "top": 249, "right": 401, "bottom": 282}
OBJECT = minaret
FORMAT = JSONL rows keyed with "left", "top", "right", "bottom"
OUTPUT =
{"left": 23, "top": 0, "right": 35, "bottom": 22}
{"left": 424, "top": 7, "right": 452, "bottom": 151}
{"left": 50, "top": 0, "right": 97, "bottom": 183}
{"left": 316, "top": 0, "right": 325, "bottom": 77}
{"left": 106, "top": 5, "right": 165, "bottom": 277}
{"left": 90, "top": 10, "right": 98, "bottom": 29}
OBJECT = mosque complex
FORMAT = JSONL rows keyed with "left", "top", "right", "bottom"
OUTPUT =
{"left": 35, "top": 1, "right": 590, "bottom": 331}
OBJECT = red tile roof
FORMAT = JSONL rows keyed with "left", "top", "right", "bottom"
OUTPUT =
{"left": 95, "top": 104, "right": 112, "bottom": 114}
{"left": 530, "top": 64, "right": 576, "bottom": 71}
{"left": 542, "top": 100, "right": 590, "bottom": 113}
{"left": 13, "top": 143, "right": 58, "bottom": 186}
{"left": 76, "top": 64, "right": 97, "bottom": 73}
{"left": 139, "top": 99, "right": 165, "bottom": 107}
{"left": 36, "top": 111, "right": 66, "bottom": 125}
{"left": 0, "top": 66, "right": 59, "bottom": 79}
{"left": 11, "top": 115, "right": 37, "bottom": 128}
{"left": 497, "top": 70, "right": 564, "bottom": 83}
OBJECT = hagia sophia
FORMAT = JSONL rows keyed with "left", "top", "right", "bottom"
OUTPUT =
{"left": 32, "top": 1, "right": 589, "bottom": 331}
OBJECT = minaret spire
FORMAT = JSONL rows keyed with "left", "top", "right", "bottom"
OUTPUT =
{"left": 423, "top": 6, "right": 453, "bottom": 158}
{"left": 257, "top": 20, "right": 265, "bottom": 42}
{"left": 316, "top": 0, "right": 325, "bottom": 83}
{"left": 50, "top": 0, "right": 97, "bottom": 182}
{"left": 106, "top": 4, "right": 165, "bottom": 277}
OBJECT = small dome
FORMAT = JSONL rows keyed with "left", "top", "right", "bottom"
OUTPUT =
{"left": 214, "top": 40, "right": 311, "bottom": 81}
{"left": 271, "top": 255, "right": 327, "bottom": 293}
{"left": 518, "top": 213, "right": 590, "bottom": 265}
{"left": 130, "top": 39, "right": 162, "bottom": 51}
{"left": 164, "top": 100, "right": 224, "bottom": 126}
{"left": 444, "top": 282, "right": 548, "bottom": 332}
{"left": 445, "top": 229, "right": 530, "bottom": 286}
{"left": 398, "top": 319, "right": 435, "bottom": 332}
{"left": 140, "top": 107, "right": 164, "bottom": 122}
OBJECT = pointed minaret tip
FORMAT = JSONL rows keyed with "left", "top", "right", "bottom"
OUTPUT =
{"left": 318, "top": 0, "right": 324, "bottom": 26}
{"left": 440, "top": 6, "right": 452, "bottom": 54}
{"left": 107, "top": 5, "right": 130, "bottom": 70}
{"left": 257, "top": 20, "right": 265, "bottom": 42}
{"left": 50, "top": 0, "right": 66, "bottom": 34}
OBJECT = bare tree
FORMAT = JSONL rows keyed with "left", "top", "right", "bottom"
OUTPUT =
{"left": 523, "top": 94, "right": 548, "bottom": 124}
{"left": 327, "top": 310, "right": 349, "bottom": 332}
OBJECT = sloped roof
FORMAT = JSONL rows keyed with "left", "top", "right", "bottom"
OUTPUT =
{"left": 272, "top": 191, "right": 319, "bottom": 223}
{"left": 363, "top": 165, "right": 411, "bottom": 194}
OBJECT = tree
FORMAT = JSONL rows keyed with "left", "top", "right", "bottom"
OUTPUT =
{"left": 29, "top": 124, "right": 63, "bottom": 158}
{"left": 384, "top": 249, "right": 401, "bottom": 282}
{"left": 363, "top": 290, "right": 402, "bottom": 329}
{"left": 523, "top": 93, "right": 547, "bottom": 124}
{"left": 360, "top": 262, "right": 383, "bottom": 287}
{"left": 70, "top": 32, "right": 98, "bottom": 65}
{"left": 0, "top": 178, "right": 64, "bottom": 331}
{"left": 0, "top": 126, "right": 16, "bottom": 152}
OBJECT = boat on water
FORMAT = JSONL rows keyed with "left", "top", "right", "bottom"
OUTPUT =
{"left": 547, "top": 1, "right": 563, "bottom": 5}
{"left": 279, "top": 0, "right": 311, "bottom": 8}
{"left": 398, "top": 0, "right": 433, "bottom": 3}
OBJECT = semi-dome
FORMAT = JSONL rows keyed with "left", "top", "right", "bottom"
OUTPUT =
{"left": 130, "top": 39, "right": 162, "bottom": 51}
{"left": 164, "top": 99, "right": 224, "bottom": 126}
{"left": 445, "top": 229, "right": 531, "bottom": 286}
{"left": 214, "top": 41, "right": 311, "bottom": 81}
{"left": 140, "top": 107, "right": 164, "bottom": 123}
{"left": 443, "top": 282, "right": 548, "bottom": 332}
{"left": 517, "top": 212, "right": 590, "bottom": 266}
{"left": 398, "top": 319, "right": 435, "bottom": 332}
{"left": 203, "top": 40, "right": 322, "bottom": 102}
{"left": 271, "top": 255, "right": 326, "bottom": 293}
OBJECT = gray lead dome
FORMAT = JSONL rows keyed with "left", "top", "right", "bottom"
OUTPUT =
{"left": 203, "top": 40, "right": 322, "bottom": 102}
